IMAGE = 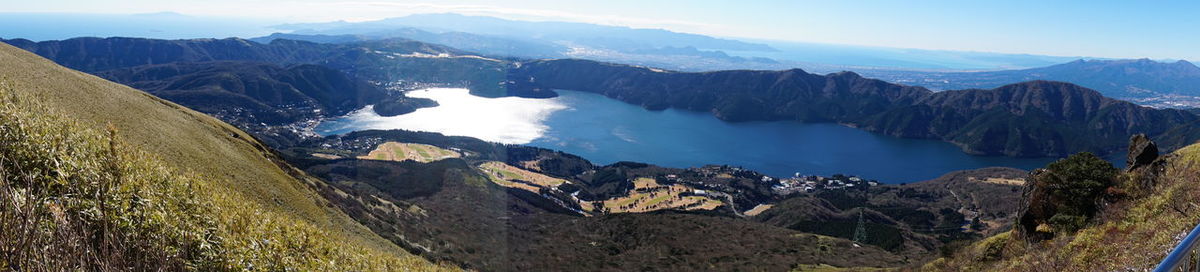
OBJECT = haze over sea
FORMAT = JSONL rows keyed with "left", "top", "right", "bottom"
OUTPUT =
{"left": 317, "top": 88, "right": 1120, "bottom": 183}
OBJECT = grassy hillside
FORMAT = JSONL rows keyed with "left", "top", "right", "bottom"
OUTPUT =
{"left": 300, "top": 157, "right": 907, "bottom": 271}
{"left": 755, "top": 168, "right": 1027, "bottom": 263}
{"left": 0, "top": 42, "right": 448, "bottom": 270}
{"left": 922, "top": 144, "right": 1200, "bottom": 271}
{"left": 286, "top": 129, "right": 1030, "bottom": 270}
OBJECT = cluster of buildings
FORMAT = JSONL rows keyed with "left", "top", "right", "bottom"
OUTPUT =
{"left": 772, "top": 173, "right": 878, "bottom": 195}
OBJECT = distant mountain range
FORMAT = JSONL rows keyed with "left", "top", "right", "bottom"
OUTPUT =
{"left": 274, "top": 13, "right": 776, "bottom": 52}
{"left": 7, "top": 35, "right": 1197, "bottom": 270}
{"left": 506, "top": 59, "right": 1200, "bottom": 157}
{"left": 249, "top": 31, "right": 783, "bottom": 72}
{"left": 250, "top": 30, "right": 567, "bottom": 59}
{"left": 3, "top": 40, "right": 1020, "bottom": 270}
{"left": 0, "top": 12, "right": 1125, "bottom": 72}
{"left": 257, "top": 14, "right": 1200, "bottom": 109}
{"left": 2, "top": 37, "right": 338, "bottom": 72}
{"left": 266, "top": 13, "right": 1084, "bottom": 72}
{"left": 7, "top": 36, "right": 1198, "bottom": 159}
{"left": 861, "top": 58, "right": 1200, "bottom": 108}
{"left": 0, "top": 36, "right": 501, "bottom": 126}
{"left": 95, "top": 61, "right": 400, "bottom": 125}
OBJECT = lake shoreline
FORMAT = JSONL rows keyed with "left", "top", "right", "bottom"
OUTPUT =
{"left": 318, "top": 88, "right": 1123, "bottom": 183}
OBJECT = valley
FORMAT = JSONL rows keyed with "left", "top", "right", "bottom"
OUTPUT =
{"left": 506, "top": 59, "right": 1200, "bottom": 158}
{"left": 319, "top": 87, "right": 1112, "bottom": 183}
{"left": 285, "top": 129, "right": 1028, "bottom": 269}
{"left": 9, "top": 36, "right": 1196, "bottom": 162}
{"left": 3, "top": 9, "right": 1198, "bottom": 270}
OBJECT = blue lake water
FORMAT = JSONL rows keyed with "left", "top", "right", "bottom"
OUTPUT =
{"left": 317, "top": 88, "right": 1122, "bottom": 183}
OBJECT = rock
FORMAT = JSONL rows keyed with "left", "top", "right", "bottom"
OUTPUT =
{"left": 1014, "top": 169, "right": 1057, "bottom": 242}
{"left": 1016, "top": 152, "right": 1122, "bottom": 242}
{"left": 1126, "top": 134, "right": 1168, "bottom": 193}
{"left": 1127, "top": 134, "right": 1159, "bottom": 170}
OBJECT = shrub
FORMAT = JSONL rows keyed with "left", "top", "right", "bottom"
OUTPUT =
{"left": 1047, "top": 214, "right": 1088, "bottom": 234}
{"left": 973, "top": 231, "right": 1011, "bottom": 262}
{"left": 1043, "top": 152, "right": 1118, "bottom": 232}
{"left": 0, "top": 91, "right": 218, "bottom": 270}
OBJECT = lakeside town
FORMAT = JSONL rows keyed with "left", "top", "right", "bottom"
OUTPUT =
{"left": 668, "top": 165, "right": 881, "bottom": 197}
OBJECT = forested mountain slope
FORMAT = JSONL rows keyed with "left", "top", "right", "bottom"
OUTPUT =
{"left": 507, "top": 59, "right": 1200, "bottom": 157}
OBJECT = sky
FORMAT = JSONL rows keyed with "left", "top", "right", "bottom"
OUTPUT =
{"left": 3, "top": 0, "right": 1199, "bottom": 61}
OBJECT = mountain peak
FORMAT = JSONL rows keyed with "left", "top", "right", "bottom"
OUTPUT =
{"left": 1050, "top": 57, "right": 1200, "bottom": 72}
{"left": 1174, "top": 59, "right": 1199, "bottom": 69}
{"left": 829, "top": 70, "right": 862, "bottom": 79}
{"left": 996, "top": 80, "right": 1095, "bottom": 94}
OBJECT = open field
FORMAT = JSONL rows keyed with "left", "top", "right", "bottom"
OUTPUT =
{"left": 598, "top": 178, "right": 723, "bottom": 213}
{"left": 744, "top": 204, "right": 775, "bottom": 216}
{"left": 476, "top": 165, "right": 724, "bottom": 214}
{"left": 793, "top": 264, "right": 888, "bottom": 272}
{"left": 968, "top": 177, "right": 1025, "bottom": 186}
{"left": 359, "top": 142, "right": 460, "bottom": 162}
{"left": 311, "top": 153, "right": 344, "bottom": 159}
{"left": 478, "top": 161, "right": 569, "bottom": 192}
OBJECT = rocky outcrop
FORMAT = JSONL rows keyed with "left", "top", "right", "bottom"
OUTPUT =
{"left": 1127, "top": 134, "right": 1160, "bottom": 169}
{"left": 1126, "top": 134, "right": 1169, "bottom": 192}
{"left": 1016, "top": 135, "right": 1166, "bottom": 242}
{"left": 1014, "top": 168, "right": 1059, "bottom": 242}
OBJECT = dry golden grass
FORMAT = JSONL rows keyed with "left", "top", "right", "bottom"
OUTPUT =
{"left": 745, "top": 204, "right": 775, "bottom": 216}
{"left": 0, "top": 42, "right": 451, "bottom": 271}
{"left": 968, "top": 177, "right": 1025, "bottom": 186}
{"left": 310, "top": 153, "right": 343, "bottom": 160}
{"left": 477, "top": 163, "right": 724, "bottom": 214}
{"left": 478, "top": 161, "right": 567, "bottom": 192}
{"left": 359, "top": 142, "right": 460, "bottom": 163}
{"left": 598, "top": 178, "right": 723, "bottom": 213}
{"left": 793, "top": 264, "right": 891, "bottom": 272}
{"left": 923, "top": 144, "right": 1200, "bottom": 271}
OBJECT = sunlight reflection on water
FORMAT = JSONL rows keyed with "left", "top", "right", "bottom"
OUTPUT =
{"left": 315, "top": 88, "right": 568, "bottom": 144}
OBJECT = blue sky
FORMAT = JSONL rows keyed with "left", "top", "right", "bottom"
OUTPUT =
{"left": 4, "top": 0, "right": 1198, "bottom": 60}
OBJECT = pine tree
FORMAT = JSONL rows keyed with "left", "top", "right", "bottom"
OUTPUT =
{"left": 853, "top": 208, "right": 867, "bottom": 244}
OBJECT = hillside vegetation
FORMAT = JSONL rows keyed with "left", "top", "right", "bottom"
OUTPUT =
{"left": 282, "top": 129, "right": 1032, "bottom": 270}
{"left": 96, "top": 61, "right": 405, "bottom": 123}
{"left": 922, "top": 140, "right": 1200, "bottom": 270}
{"left": 2, "top": 37, "right": 510, "bottom": 97}
{"left": 868, "top": 58, "right": 1200, "bottom": 102}
{"left": 0, "top": 42, "right": 448, "bottom": 270}
{"left": 507, "top": 59, "right": 1200, "bottom": 157}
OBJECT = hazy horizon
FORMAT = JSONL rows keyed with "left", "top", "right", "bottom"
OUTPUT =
{"left": 5, "top": 0, "right": 1200, "bottom": 62}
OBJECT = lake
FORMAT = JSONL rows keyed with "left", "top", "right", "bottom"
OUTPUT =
{"left": 317, "top": 88, "right": 1119, "bottom": 183}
